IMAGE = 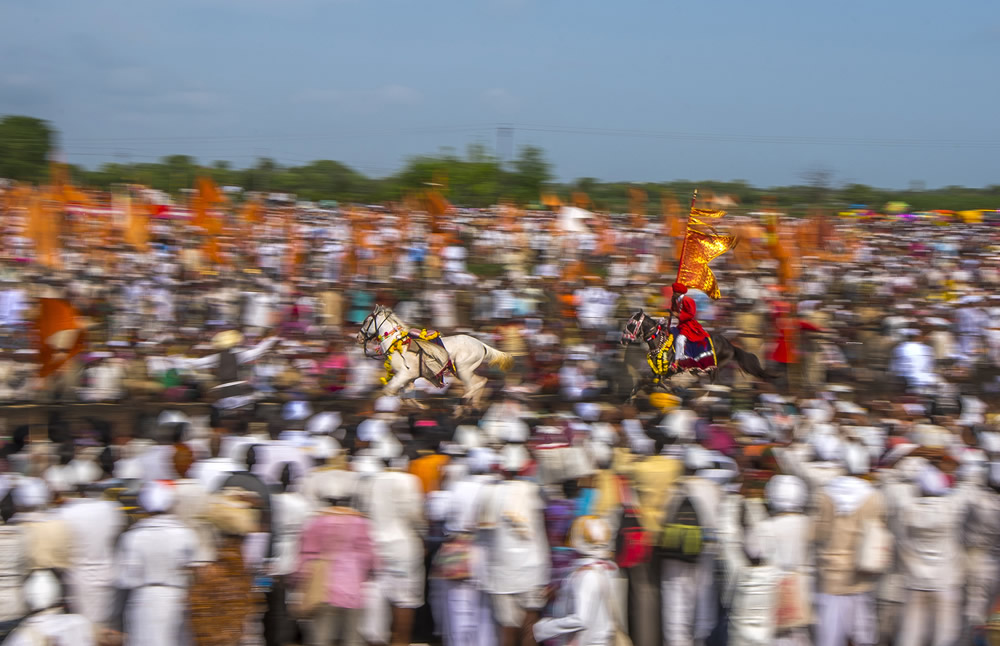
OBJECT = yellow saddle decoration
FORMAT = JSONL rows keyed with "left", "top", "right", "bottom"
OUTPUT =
{"left": 380, "top": 336, "right": 409, "bottom": 385}
{"left": 647, "top": 334, "right": 675, "bottom": 377}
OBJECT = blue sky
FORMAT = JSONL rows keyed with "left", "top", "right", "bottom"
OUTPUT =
{"left": 1, "top": 0, "right": 997, "bottom": 187}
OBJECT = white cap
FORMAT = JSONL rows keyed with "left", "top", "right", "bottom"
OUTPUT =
{"left": 467, "top": 447, "right": 498, "bottom": 474}
{"left": 500, "top": 444, "right": 529, "bottom": 473}
{"left": 454, "top": 425, "right": 484, "bottom": 450}
{"left": 918, "top": 465, "right": 950, "bottom": 496}
{"left": 13, "top": 477, "right": 50, "bottom": 508}
{"left": 283, "top": 400, "right": 313, "bottom": 421}
{"left": 374, "top": 396, "right": 401, "bottom": 413}
{"left": 834, "top": 401, "right": 866, "bottom": 416}
{"left": 138, "top": 480, "right": 176, "bottom": 513}
{"left": 357, "top": 418, "right": 389, "bottom": 443}
{"left": 575, "top": 402, "right": 601, "bottom": 422}
{"left": 844, "top": 442, "right": 871, "bottom": 475}
{"left": 765, "top": 474, "right": 807, "bottom": 513}
{"left": 158, "top": 409, "right": 191, "bottom": 427}
{"left": 306, "top": 411, "right": 341, "bottom": 436}
{"left": 308, "top": 436, "right": 340, "bottom": 461}
{"left": 23, "top": 570, "right": 61, "bottom": 612}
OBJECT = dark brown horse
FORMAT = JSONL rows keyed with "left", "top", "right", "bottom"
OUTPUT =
{"left": 620, "top": 310, "right": 771, "bottom": 400}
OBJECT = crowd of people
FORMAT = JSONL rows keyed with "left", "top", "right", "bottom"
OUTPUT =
{"left": 2, "top": 190, "right": 1000, "bottom": 646}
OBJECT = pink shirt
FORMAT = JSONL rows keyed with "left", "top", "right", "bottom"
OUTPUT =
{"left": 297, "top": 510, "right": 376, "bottom": 609}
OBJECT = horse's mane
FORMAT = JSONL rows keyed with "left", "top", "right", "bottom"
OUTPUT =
{"left": 374, "top": 304, "right": 407, "bottom": 329}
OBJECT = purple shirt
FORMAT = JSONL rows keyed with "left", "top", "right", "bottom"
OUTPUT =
{"left": 298, "top": 510, "right": 376, "bottom": 609}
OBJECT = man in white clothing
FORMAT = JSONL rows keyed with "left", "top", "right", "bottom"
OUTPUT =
{"left": 660, "top": 446, "right": 721, "bottom": 646}
{"left": 890, "top": 329, "right": 939, "bottom": 394}
{"left": 2, "top": 571, "right": 97, "bottom": 646}
{"left": 362, "top": 451, "right": 426, "bottom": 646}
{"left": 894, "top": 466, "right": 965, "bottom": 646}
{"left": 57, "top": 474, "right": 126, "bottom": 628}
{"left": 482, "top": 444, "right": 550, "bottom": 646}
{"left": 115, "top": 481, "right": 197, "bottom": 646}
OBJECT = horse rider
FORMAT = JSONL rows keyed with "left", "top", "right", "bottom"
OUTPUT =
{"left": 670, "top": 282, "right": 711, "bottom": 372}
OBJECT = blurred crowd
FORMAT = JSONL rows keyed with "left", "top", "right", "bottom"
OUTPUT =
{"left": 2, "top": 193, "right": 1000, "bottom": 646}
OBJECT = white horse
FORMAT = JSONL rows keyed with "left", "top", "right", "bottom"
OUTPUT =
{"left": 357, "top": 304, "right": 513, "bottom": 409}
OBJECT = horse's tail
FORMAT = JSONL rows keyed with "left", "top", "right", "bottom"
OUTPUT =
{"left": 732, "top": 345, "right": 773, "bottom": 381}
{"left": 483, "top": 343, "right": 514, "bottom": 372}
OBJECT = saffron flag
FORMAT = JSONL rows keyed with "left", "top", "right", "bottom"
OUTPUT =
{"left": 124, "top": 195, "right": 150, "bottom": 252}
{"left": 37, "top": 298, "right": 85, "bottom": 377}
{"left": 628, "top": 187, "right": 647, "bottom": 216}
{"left": 677, "top": 208, "right": 736, "bottom": 300}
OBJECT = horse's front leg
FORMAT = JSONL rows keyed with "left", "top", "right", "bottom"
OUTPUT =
{"left": 626, "top": 375, "right": 652, "bottom": 403}
{"left": 382, "top": 357, "right": 427, "bottom": 409}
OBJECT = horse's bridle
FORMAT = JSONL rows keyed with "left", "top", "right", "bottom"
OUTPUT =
{"left": 358, "top": 308, "right": 405, "bottom": 358}
{"left": 621, "top": 312, "right": 662, "bottom": 345}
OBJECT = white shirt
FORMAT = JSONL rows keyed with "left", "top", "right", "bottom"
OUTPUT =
{"left": 270, "top": 491, "right": 310, "bottom": 576}
{"left": 533, "top": 559, "right": 616, "bottom": 646}
{"left": 58, "top": 498, "right": 125, "bottom": 590}
{"left": 895, "top": 492, "right": 965, "bottom": 590}
{"left": 116, "top": 515, "right": 197, "bottom": 590}
{"left": 190, "top": 457, "right": 239, "bottom": 493}
{"left": 891, "top": 341, "right": 938, "bottom": 387}
{"left": 481, "top": 479, "right": 551, "bottom": 594}
{"left": 2, "top": 609, "right": 95, "bottom": 646}
{"left": 363, "top": 470, "right": 425, "bottom": 567}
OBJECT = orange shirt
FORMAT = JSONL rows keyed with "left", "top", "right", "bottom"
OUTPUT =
{"left": 409, "top": 453, "right": 450, "bottom": 494}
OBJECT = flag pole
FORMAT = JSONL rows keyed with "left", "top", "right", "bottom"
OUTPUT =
{"left": 675, "top": 188, "right": 698, "bottom": 284}
{"left": 664, "top": 189, "right": 697, "bottom": 346}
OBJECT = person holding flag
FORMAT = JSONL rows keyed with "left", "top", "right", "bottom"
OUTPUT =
{"left": 665, "top": 191, "right": 737, "bottom": 374}
{"left": 668, "top": 281, "right": 713, "bottom": 373}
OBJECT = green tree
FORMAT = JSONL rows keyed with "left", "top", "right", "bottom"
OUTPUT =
{"left": 0, "top": 115, "right": 54, "bottom": 182}
{"left": 509, "top": 145, "right": 551, "bottom": 204}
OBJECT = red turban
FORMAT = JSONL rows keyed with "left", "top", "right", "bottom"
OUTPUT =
{"left": 671, "top": 282, "right": 688, "bottom": 294}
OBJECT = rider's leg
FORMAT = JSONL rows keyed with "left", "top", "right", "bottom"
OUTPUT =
{"left": 673, "top": 334, "right": 687, "bottom": 362}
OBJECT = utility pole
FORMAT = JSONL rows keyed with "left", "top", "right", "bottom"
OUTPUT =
{"left": 496, "top": 124, "right": 513, "bottom": 164}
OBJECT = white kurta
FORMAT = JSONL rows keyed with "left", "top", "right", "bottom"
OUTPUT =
{"left": 534, "top": 559, "right": 617, "bottom": 646}
{"left": 1, "top": 609, "right": 95, "bottom": 646}
{"left": 270, "top": 491, "right": 310, "bottom": 577}
{"left": 116, "top": 515, "right": 197, "bottom": 646}
{"left": 481, "top": 479, "right": 551, "bottom": 595}
{"left": 58, "top": 498, "right": 126, "bottom": 627}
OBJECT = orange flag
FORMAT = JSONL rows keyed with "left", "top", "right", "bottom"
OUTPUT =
{"left": 37, "top": 298, "right": 85, "bottom": 377}
{"left": 676, "top": 207, "right": 737, "bottom": 300}
{"left": 541, "top": 194, "right": 562, "bottom": 209}
{"left": 628, "top": 187, "right": 647, "bottom": 216}
{"left": 240, "top": 198, "right": 263, "bottom": 227}
{"left": 423, "top": 190, "right": 451, "bottom": 233}
{"left": 192, "top": 177, "right": 226, "bottom": 264}
{"left": 678, "top": 229, "right": 737, "bottom": 299}
{"left": 124, "top": 195, "right": 150, "bottom": 252}
{"left": 26, "top": 190, "right": 61, "bottom": 269}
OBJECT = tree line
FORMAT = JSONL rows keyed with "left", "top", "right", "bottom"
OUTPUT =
{"left": 1, "top": 115, "right": 998, "bottom": 213}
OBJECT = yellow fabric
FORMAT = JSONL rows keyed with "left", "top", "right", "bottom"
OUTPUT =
{"left": 678, "top": 228, "right": 736, "bottom": 300}
{"left": 590, "top": 469, "right": 622, "bottom": 521}
{"left": 615, "top": 449, "right": 682, "bottom": 533}
{"left": 21, "top": 517, "right": 73, "bottom": 571}
{"left": 649, "top": 392, "right": 680, "bottom": 411}
{"left": 687, "top": 208, "right": 726, "bottom": 226}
